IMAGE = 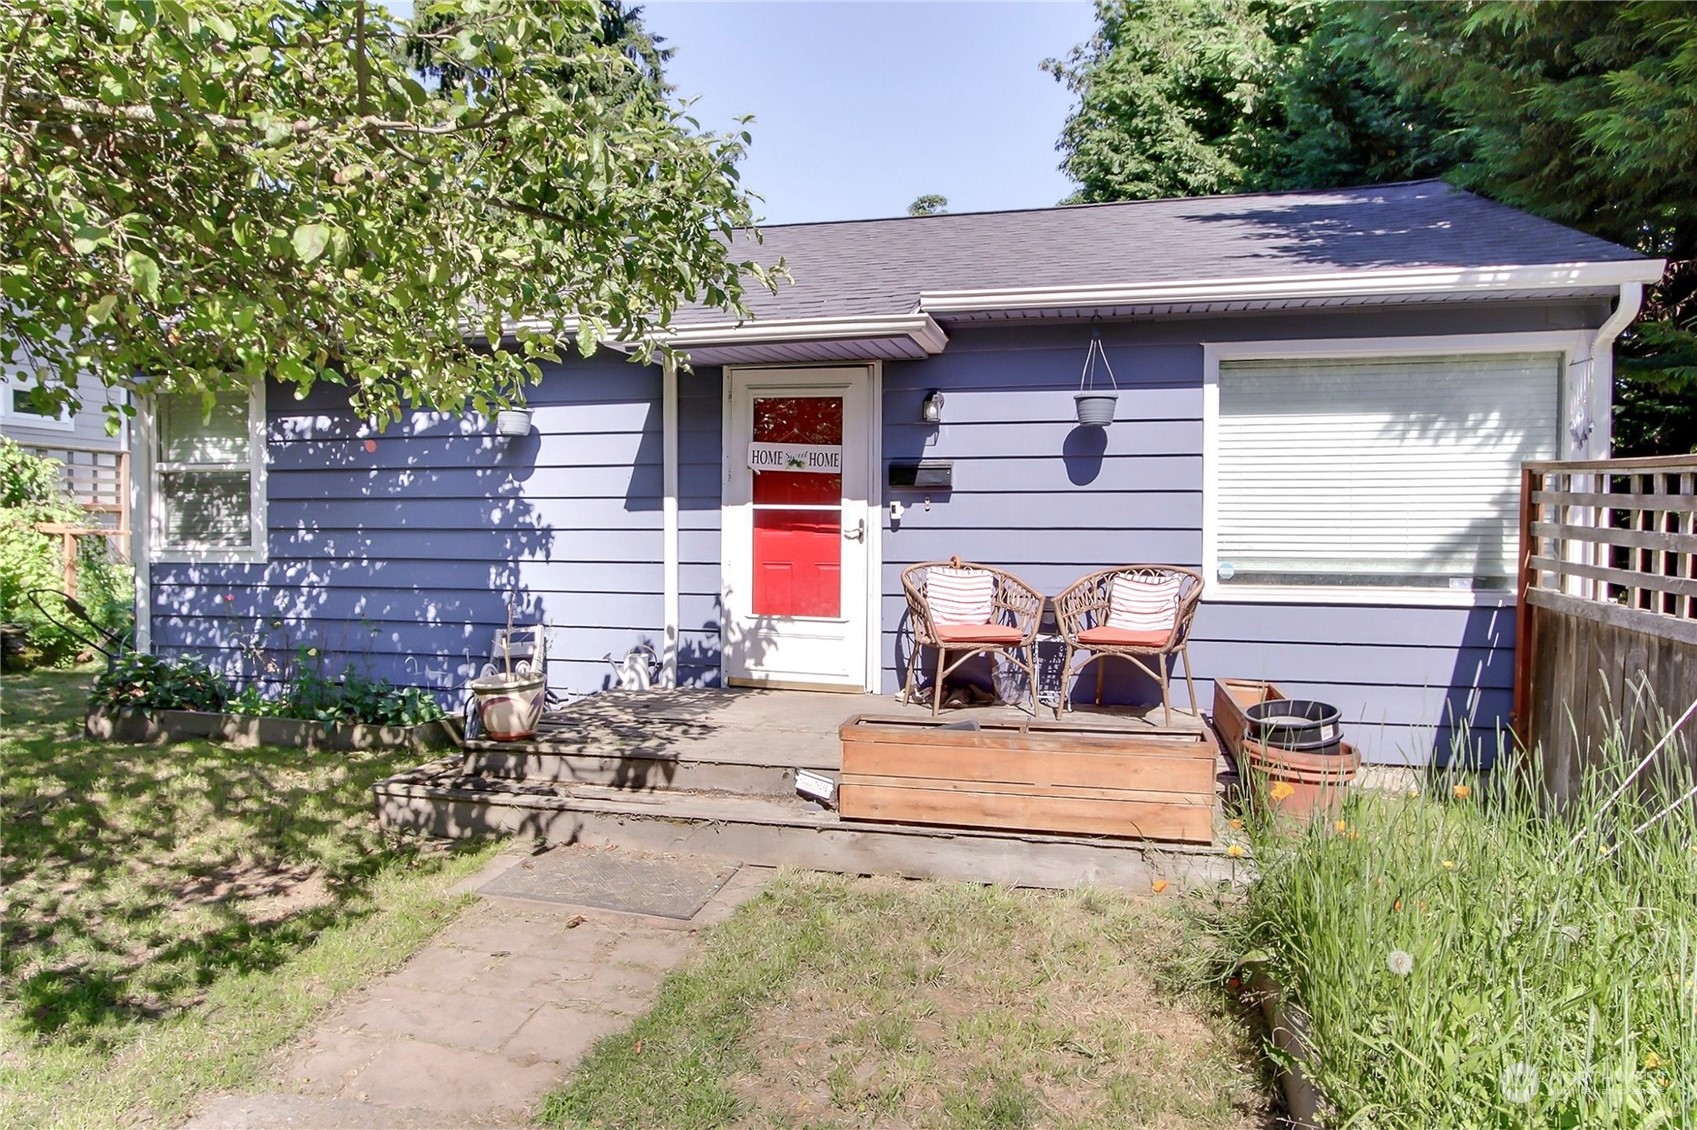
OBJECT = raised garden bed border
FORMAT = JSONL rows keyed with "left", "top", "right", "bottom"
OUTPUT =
{"left": 86, "top": 705, "right": 460, "bottom": 753}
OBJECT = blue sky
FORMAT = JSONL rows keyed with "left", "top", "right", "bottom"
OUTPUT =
{"left": 641, "top": 1, "right": 1097, "bottom": 224}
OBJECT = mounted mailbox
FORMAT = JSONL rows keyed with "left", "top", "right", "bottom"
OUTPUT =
{"left": 888, "top": 460, "right": 953, "bottom": 490}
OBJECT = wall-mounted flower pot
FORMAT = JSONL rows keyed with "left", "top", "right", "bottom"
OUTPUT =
{"left": 469, "top": 672, "right": 546, "bottom": 741}
{"left": 1074, "top": 391, "right": 1117, "bottom": 427}
{"left": 495, "top": 408, "right": 533, "bottom": 438}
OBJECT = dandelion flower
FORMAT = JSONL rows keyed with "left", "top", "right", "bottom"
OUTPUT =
{"left": 1394, "top": 899, "right": 1403, "bottom": 911}
{"left": 1644, "top": 1052, "right": 1663, "bottom": 1069}
{"left": 1227, "top": 844, "right": 1246, "bottom": 858}
{"left": 1441, "top": 859, "right": 1455, "bottom": 870}
{"left": 1386, "top": 949, "right": 1415, "bottom": 977}
{"left": 1334, "top": 820, "right": 1350, "bottom": 833}
{"left": 1229, "top": 818, "right": 1243, "bottom": 830}
{"left": 1269, "top": 781, "right": 1296, "bottom": 801}
{"left": 307, "top": 646, "right": 320, "bottom": 657}
{"left": 1151, "top": 879, "right": 1169, "bottom": 894}
{"left": 1452, "top": 784, "right": 1471, "bottom": 800}
{"left": 1407, "top": 787, "right": 1420, "bottom": 799}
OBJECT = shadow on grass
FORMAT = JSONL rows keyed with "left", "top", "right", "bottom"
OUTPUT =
{"left": 2, "top": 667, "right": 464, "bottom": 1050}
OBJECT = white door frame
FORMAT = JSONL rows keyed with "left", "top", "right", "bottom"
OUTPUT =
{"left": 720, "top": 362, "right": 883, "bottom": 692}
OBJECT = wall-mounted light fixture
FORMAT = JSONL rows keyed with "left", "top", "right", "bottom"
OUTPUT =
{"left": 920, "top": 389, "right": 945, "bottom": 424}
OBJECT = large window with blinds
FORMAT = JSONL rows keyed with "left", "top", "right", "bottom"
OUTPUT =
{"left": 152, "top": 384, "right": 266, "bottom": 559}
{"left": 1213, "top": 352, "right": 1561, "bottom": 591}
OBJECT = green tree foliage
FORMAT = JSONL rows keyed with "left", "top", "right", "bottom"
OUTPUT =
{"left": 907, "top": 194, "right": 949, "bottom": 217}
{"left": 1045, "top": 0, "right": 1282, "bottom": 201}
{"left": 0, "top": 0, "right": 778, "bottom": 425}
{"left": 1050, "top": 0, "right": 1696, "bottom": 454}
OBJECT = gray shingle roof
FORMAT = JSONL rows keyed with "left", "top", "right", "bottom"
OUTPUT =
{"left": 694, "top": 180, "right": 1646, "bottom": 323}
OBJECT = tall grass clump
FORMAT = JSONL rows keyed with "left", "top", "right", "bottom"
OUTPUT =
{"left": 1232, "top": 717, "right": 1697, "bottom": 1128}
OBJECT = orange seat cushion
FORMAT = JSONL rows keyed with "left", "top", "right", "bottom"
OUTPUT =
{"left": 1077, "top": 626, "right": 1172, "bottom": 648}
{"left": 934, "top": 623, "right": 1024, "bottom": 645}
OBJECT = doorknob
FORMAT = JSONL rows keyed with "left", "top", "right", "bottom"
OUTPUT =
{"left": 844, "top": 518, "right": 866, "bottom": 542}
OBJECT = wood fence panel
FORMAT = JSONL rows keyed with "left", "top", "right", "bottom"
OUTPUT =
{"left": 1525, "top": 602, "right": 1697, "bottom": 805}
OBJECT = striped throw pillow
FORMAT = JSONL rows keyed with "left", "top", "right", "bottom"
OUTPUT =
{"left": 1106, "top": 573, "right": 1182, "bottom": 634}
{"left": 927, "top": 567, "right": 996, "bottom": 625}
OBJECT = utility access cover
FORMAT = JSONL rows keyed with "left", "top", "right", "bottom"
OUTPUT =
{"left": 479, "top": 847, "right": 739, "bottom": 921}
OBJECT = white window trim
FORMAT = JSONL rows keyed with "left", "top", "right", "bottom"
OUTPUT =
{"left": 144, "top": 379, "right": 269, "bottom": 564}
{"left": 1201, "top": 331, "right": 1590, "bottom": 609}
{"left": 2, "top": 382, "right": 77, "bottom": 430}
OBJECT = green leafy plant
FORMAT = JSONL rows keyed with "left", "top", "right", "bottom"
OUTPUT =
{"left": 92, "top": 653, "right": 232, "bottom": 712}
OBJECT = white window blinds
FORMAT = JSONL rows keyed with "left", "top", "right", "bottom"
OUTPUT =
{"left": 1217, "top": 353, "right": 1560, "bottom": 589}
{"left": 154, "top": 387, "right": 263, "bottom": 555}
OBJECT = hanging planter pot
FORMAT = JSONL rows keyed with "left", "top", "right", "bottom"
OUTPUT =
{"left": 1074, "top": 391, "right": 1117, "bottom": 426}
{"left": 1074, "top": 325, "right": 1118, "bottom": 427}
{"left": 495, "top": 408, "right": 533, "bottom": 438}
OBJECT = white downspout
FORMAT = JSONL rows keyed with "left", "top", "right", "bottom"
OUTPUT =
{"left": 661, "top": 353, "right": 680, "bottom": 688}
{"left": 1577, "top": 281, "right": 1643, "bottom": 458}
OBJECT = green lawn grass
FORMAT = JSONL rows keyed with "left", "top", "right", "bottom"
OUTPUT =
{"left": 540, "top": 871, "right": 1272, "bottom": 1130}
{"left": 0, "top": 666, "right": 499, "bottom": 1129}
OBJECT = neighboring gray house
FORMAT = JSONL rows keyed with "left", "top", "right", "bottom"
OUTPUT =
{"left": 2, "top": 361, "right": 130, "bottom": 529}
{"left": 133, "top": 181, "right": 1665, "bottom": 765}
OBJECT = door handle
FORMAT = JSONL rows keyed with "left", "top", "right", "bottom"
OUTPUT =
{"left": 844, "top": 518, "right": 865, "bottom": 542}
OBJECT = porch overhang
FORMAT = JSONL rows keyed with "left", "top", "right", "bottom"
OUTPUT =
{"left": 661, "top": 312, "right": 949, "bottom": 366}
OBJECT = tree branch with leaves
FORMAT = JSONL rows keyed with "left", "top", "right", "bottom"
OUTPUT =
{"left": 0, "top": 0, "right": 778, "bottom": 424}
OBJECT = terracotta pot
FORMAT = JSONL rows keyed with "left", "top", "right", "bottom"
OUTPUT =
{"left": 469, "top": 672, "right": 546, "bottom": 741}
{"left": 1242, "top": 737, "right": 1360, "bottom": 820}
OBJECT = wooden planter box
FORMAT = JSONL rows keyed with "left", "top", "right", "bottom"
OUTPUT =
{"left": 1212, "top": 678, "right": 1284, "bottom": 760}
{"left": 86, "top": 706, "right": 459, "bottom": 753}
{"left": 838, "top": 715, "right": 1217, "bottom": 844}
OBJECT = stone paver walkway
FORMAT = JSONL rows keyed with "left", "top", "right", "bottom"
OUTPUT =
{"left": 185, "top": 847, "right": 770, "bottom": 1130}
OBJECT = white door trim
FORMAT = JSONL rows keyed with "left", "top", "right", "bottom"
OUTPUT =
{"left": 720, "top": 362, "right": 882, "bottom": 692}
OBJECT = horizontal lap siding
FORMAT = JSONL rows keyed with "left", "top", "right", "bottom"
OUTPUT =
{"left": 152, "top": 355, "right": 723, "bottom": 698}
{"left": 878, "top": 311, "right": 1594, "bottom": 765}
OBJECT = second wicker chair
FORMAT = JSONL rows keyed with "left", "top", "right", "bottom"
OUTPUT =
{"left": 1052, "top": 565, "right": 1203, "bottom": 725}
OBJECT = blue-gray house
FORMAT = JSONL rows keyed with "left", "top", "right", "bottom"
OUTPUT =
{"left": 133, "top": 181, "right": 1666, "bottom": 765}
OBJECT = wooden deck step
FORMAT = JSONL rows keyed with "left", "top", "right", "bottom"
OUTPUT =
{"left": 458, "top": 742, "right": 822, "bottom": 797}
{"left": 374, "top": 762, "right": 1241, "bottom": 892}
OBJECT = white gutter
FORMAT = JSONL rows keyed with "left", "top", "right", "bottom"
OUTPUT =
{"left": 661, "top": 353, "right": 680, "bottom": 688}
{"left": 1574, "top": 281, "right": 1646, "bottom": 456}
{"left": 917, "top": 261, "right": 1666, "bottom": 315}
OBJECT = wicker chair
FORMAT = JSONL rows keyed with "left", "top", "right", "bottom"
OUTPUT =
{"left": 1053, "top": 565, "right": 1204, "bottom": 725}
{"left": 899, "top": 558, "right": 1044, "bottom": 716}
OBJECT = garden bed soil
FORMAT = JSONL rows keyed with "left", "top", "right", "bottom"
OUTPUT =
{"left": 85, "top": 705, "right": 460, "bottom": 753}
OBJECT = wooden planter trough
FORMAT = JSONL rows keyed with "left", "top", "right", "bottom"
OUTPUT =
{"left": 837, "top": 715, "right": 1218, "bottom": 844}
{"left": 1213, "top": 678, "right": 1358, "bottom": 819}
{"left": 86, "top": 706, "right": 459, "bottom": 753}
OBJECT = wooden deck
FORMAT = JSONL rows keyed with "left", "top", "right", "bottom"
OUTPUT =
{"left": 375, "top": 688, "right": 1241, "bottom": 891}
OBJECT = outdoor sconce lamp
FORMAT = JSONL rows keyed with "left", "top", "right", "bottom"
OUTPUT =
{"left": 921, "top": 389, "right": 945, "bottom": 424}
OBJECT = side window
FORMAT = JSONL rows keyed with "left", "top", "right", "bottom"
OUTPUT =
{"left": 152, "top": 385, "right": 266, "bottom": 559}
